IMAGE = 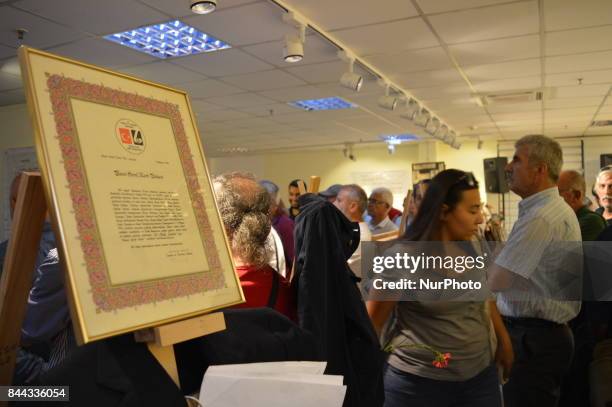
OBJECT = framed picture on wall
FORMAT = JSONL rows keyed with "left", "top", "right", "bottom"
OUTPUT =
{"left": 19, "top": 46, "right": 244, "bottom": 344}
{"left": 412, "top": 162, "right": 445, "bottom": 184}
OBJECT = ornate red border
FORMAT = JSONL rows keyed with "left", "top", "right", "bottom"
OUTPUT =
{"left": 46, "top": 73, "right": 226, "bottom": 313}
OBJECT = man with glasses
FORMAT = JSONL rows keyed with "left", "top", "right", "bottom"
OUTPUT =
{"left": 366, "top": 187, "right": 398, "bottom": 234}
{"left": 594, "top": 166, "right": 612, "bottom": 226}
{"left": 558, "top": 170, "right": 607, "bottom": 241}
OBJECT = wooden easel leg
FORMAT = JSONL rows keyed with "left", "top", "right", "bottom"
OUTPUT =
{"left": 0, "top": 173, "right": 47, "bottom": 389}
{"left": 147, "top": 342, "right": 180, "bottom": 387}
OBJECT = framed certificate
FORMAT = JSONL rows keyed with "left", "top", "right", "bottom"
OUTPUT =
{"left": 19, "top": 46, "right": 244, "bottom": 344}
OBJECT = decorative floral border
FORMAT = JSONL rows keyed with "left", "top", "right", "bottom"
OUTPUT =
{"left": 46, "top": 73, "right": 226, "bottom": 313}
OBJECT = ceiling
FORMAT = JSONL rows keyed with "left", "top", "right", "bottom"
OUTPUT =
{"left": 0, "top": 0, "right": 611, "bottom": 156}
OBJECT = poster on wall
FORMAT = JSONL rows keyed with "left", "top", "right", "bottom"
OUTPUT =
{"left": 412, "top": 162, "right": 446, "bottom": 184}
{"left": 350, "top": 170, "right": 411, "bottom": 205}
{"left": 19, "top": 46, "right": 244, "bottom": 344}
{"left": 2, "top": 147, "right": 38, "bottom": 241}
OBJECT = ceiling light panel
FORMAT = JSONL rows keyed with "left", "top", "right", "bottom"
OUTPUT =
{"left": 104, "top": 20, "right": 230, "bottom": 59}
{"left": 288, "top": 97, "right": 358, "bottom": 111}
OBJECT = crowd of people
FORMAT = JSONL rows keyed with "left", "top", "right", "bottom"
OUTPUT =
{"left": 3, "top": 134, "right": 612, "bottom": 406}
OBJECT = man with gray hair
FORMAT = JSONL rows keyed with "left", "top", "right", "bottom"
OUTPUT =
{"left": 488, "top": 135, "right": 582, "bottom": 407}
{"left": 334, "top": 184, "right": 371, "bottom": 279}
{"left": 366, "top": 187, "right": 398, "bottom": 234}
{"left": 558, "top": 169, "right": 607, "bottom": 241}
{"left": 594, "top": 166, "right": 612, "bottom": 226}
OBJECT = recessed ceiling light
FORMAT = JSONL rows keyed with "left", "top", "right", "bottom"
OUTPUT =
{"left": 379, "top": 134, "right": 419, "bottom": 144}
{"left": 288, "top": 97, "right": 357, "bottom": 111}
{"left": 191, "top": 0, "right": 217, "bottom": 14}
{"left": 104, "top": 20, "right": 230, "bottom": 59}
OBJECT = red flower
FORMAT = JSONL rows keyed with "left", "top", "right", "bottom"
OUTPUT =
{"left": 432, "top": 352, "right": 452, "bottom": 369}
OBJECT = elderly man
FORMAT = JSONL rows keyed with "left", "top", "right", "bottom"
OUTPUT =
{"left": 558, "top": 170, "right": 607, "bottom": 241}
{"left": 214, "top": 173, "right": 294, "bottom": 319}
{"left": 594, "top": 166, "right": 612, "bottom": 226}
{"left": 333, "top": 184, "right": 371, "bottom": 279}
{"left": 366, "top": 187, "right": 398, "bottom": 234}
{"left": 488, "top": 135, "right": 582, "bottom": 407}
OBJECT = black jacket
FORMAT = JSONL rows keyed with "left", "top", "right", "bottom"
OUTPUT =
{"left": 38, "top": 308, "right": 318, "bottom": 406}
{"left": 293, "top": 194, "right": 384, "bottom": 407}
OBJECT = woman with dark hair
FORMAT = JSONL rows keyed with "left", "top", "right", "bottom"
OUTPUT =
{"left": 367, "top": 169, "right": 513, "bottom": 407}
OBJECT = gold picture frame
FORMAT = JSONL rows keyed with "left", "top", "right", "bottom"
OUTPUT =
{"left": 19, "top": 46, "right": 244, "bottom": 344}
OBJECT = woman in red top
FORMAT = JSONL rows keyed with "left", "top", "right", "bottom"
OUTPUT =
{"left": 213, "top": 172, "right": 295, "bottom": 321}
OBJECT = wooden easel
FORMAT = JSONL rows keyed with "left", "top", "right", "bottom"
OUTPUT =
{"left": 0, "top": 172, "right": 226, "bottom": 394}
{"left": 0, "top": 172, "right": 47, "bottom": 389}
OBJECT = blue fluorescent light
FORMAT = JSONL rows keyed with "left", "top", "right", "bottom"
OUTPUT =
{"left": 104, "top": 20, "right": 230, "bottom": 59}
{"left": 380, "top": 134, "right": 419, "bottom": 144}
{"left": 288, "top": 97, "right": 358, "bottom": 111}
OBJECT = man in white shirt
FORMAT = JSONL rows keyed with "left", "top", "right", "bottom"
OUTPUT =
{"left": 366, "top": 187, "right": 398, "bottom": 235}
{"left": 334, "top": 184, "right": 371, "bottom": 279}
{"left": 488, "top": 135, "right": 582, "bottom": 407}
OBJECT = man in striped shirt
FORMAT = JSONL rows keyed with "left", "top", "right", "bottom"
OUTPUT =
{"left": 488, "top": 135, "right": 582, "bottom": 407}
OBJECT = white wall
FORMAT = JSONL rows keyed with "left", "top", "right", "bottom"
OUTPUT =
{"left": 1, "top": 102, "right": 610, "bottom": 222}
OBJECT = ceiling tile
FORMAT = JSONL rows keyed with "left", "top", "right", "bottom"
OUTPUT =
{"left": 183, "top": 2, "right": 287, "bottom": 46}
{"left": 392, "top": 68, "right": 465, "bottom": 89}
{"left": 543, "top": 0, "right": 612, "bottom": 31}
{"left": 202, "top": 109, "right": 255, "bottom": 122}
{"left": 0, "top": 6, "right": 86, "bottom": 48}
{"left": 472, "top": 76, "right": 542, "bottom": 93}
{"left": 410, "top": 83, "right": 473, "bottom": 100}
{"left": 204, "top": 92, "right": 277, "bottom": 108}
{"left": 14, "top": 0, "right": 168, "bottom": 35}
{"left": 139, "top": 0, "right": 260, "bottom": 18}
{"left": 235, "top": 103, "right": 299, "bottom": 117}
{"left": 283, "top": 0, "right": 418, "bottom": 30}
{"left": 545, "top": 97, "right": 604, "bottom": 109}
{"left": 0, "top": 71, "right": 22, "bottom": 91}
{"left": 545, "top": 50, "right": 612, "bottom": 74}
{"left": 545, "top": 25, "right": 612, "bottom": 57}
{"left": 258, "top": 85, "right": 338, "bottom": 102}
{"left": 428, "top": 1, "right": 539, "bottom": 45}
{"left": 332, "top": 19, "right": 440, "bottom": 56}
{"left": 545, "top": 69, "right": 612, "bottom": 87}
{"left": 416, "top": 0, "right": 517, "bottom": 14}
{"left": 118, "top": 61, "right": 207, "bottom": 85}
{"left": 544, "top": 106, "right": 597, "bottom": 117}
{"left": 365, "top": 47, "right": 454, "bottom": 76}
{"left": 485, "top": 100, "right": 542, "bottom": 113}
{"left": 48, "top": 37, "right": 156, "bottom": 68}
{"left": 0, "top": 44, "right": 15, "bottom": 60}
{"left": 190, "top": 99, "right": 226, "bottom": 111}
{"left": 0, "top": 88, "right": 24, "bottom": 106}
{"left": 554, "top": 84, "right": 610, "bottom": 98}
{"left": 492, "top": 111, "right": 542, "bottom": 121}
{"left": 463, "top": 59, "right": 541, "bottom": 81}
{"left": 241, "top": 34, "right": 339, "bottom": 68}
{"left": 181, "top": 79, "right": 244, "bottom": 98}
{"left": 170, "top": 48, "right": 274, "bottom": 77}
{"left": 219, "top": 69, "right": 306, "bottom": 91}
{"left": 449, "top": 35, "right": 540, "bottom": 65}
{"left": 283, "top": 61, "right": 346, "bottom": 84}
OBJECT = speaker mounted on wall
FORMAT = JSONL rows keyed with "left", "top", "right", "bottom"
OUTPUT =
{"left": 483, "top": 157, "right": 509, "bottom": 193}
